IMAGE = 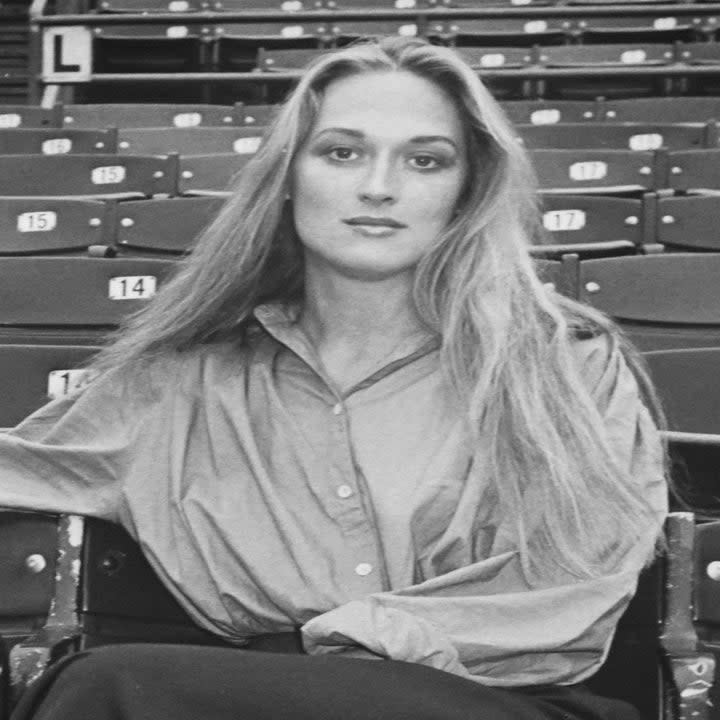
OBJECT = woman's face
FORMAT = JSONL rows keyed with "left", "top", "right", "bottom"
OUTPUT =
{"left": 291, "top": 70, "right": 469, "bottom": 281}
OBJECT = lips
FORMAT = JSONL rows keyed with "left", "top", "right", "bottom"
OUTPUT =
{"left": 342, "top": 216, "right": 407, "bottom": 229}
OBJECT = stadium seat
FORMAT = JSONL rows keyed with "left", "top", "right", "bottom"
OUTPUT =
{"left": 178, "top": 153, "right": 251, "bottom": 196}
{"left": 454, "top": 45, "right": 534, "bottom": 70}
{"left": 431, "top": 17, "right": 568, "bottom": 47}
{"left": 667, "top": 149, "right": 720, "bottom": 193}
{"left": 112, "top": 196, "right": 225, "bottom": 254}
{"left": 203, "top": 0, "right": 321, "bottom": 10}
{"left": 577, "top": 253, "right": 720, "bottom": 349}
{"left": 500, "top": 99, "right": 600, "bottom": 125}
{"left": 533, "top": 254, "right": 578, "bottom": 297}
{"left": 62, "top": 103, "right": 239, "bottom": 129}
{"left": 117, "top": 127, "right": 264, "bottom": 156}
{"left": 0, "top": 105, "right": 61, "bottom": 129}
{"left": 93, "top": 23, "right": 211, "bottom": 74}
{"left": 322, "top": 20, "right": 422, "bottom": 46}
{"left": 95, "top": 0, "right": 203, "bottom": 11}
{"left": 0, "top": 197, "right": 110, "bottom": 256}
{"left": 2, "top": 511, "right": 714, "bottom": 720}
{"left": 257, "top": 46, "right": 330, "bottom": 72}
{"left": 0, "top": 344, "right": 101, "bottom": 429}
{"left": 517, "top": 122, "right": 709, "bottom": 151}
{"left": 644, "top": 347, "right": 720, "bottom": 434}
{"left": 539, "top": 43, "right": 676, "bottom": 99}
{"left": 214, "top": 23, "right": 320, "bottom": 72}
{"left": 0, "top": 256, "right": 177, "bottom": 341}
{"left": 655, "top": 195, "right": 720, "bottom": 251}
{"left": 0, "top": 155, "right": 177, "bottom": 199}
{"left": 531, "top": 149, "right": 661, "bottom": 195}
{"left": 533, "top": 194, "right": 643, "bottom": 258}
{"left": 574, "top": 14, "right": 696, "bottom": 45}
{"left": 0, "top": 128, "right": 118, "bottom": 155}
{"left": 601, "top": 96, "right": 720, "bottom": 123}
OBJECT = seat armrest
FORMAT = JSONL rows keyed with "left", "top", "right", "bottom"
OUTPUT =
{"left": 8, "top": 515, "right": 85, "bottom": 705}
{"left": 661, "top": 512, "right": 716, "bottom": 720}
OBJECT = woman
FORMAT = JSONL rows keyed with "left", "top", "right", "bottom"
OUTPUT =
{"left": 3, "top": 36, "right": 666, "bottom": 720}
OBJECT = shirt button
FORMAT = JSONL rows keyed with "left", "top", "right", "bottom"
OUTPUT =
{"left": 355, "top": 562, "right": 373, "bottom": 576}
{"left": 332, "top": 403, "right": 344, "bottom": 415}
{"left": 336, "top": 484, "right": 353, "bottom": 499}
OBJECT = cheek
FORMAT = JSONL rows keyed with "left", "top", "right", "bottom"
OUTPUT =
{"left": 408, "top": 175, "right": 465, "bottom": 225}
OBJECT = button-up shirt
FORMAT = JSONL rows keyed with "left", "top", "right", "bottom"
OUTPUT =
{"left": 0, "top": 303, "right": 667, "bottom": 687}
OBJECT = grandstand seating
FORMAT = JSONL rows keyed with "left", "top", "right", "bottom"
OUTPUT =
{"left": 61, "top": 103, "right": 241, "bottom": 128}
{"left": 666, "top": 149, "right": 720, "bottom": 193}
{"left": 0, "top": 128, "right": 119, "bottom": 155}
{"left": 178, "top": 153, "right": 251, "bottom": 195}
{"left": 117, "top": 126, "right": 264, "bottom": 155}
{"left": 655, "top": 195, "right": 720, "bottom": 251}
{"left": 0, "top": 105, "right": 61, "bottom": 129}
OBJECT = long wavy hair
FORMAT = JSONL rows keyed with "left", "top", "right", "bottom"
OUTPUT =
{"left": 89, "top": 36, "right": 667, "bottom": 583}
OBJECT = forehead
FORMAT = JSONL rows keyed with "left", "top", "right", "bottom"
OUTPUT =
{"left": 312, "top": 70, "right": 465, "bottom": 141}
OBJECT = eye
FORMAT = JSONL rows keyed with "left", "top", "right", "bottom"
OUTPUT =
{"left": 409, "top": 154, "right": 441, "bottom": 170}
{"left": 327, "top": 146, "right": 359, "bottom": 162}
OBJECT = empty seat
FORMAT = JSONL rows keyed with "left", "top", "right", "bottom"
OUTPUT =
{"left": 656, "top": 195, "right": 720, "bottom": 251}
{"left": 95, "top": 0, "right": 203, "bottom": 11}
{"left": 93, "top": 24, "right": 210, "bottom": 74}
{"left": 531, "top": 149, "right": 660, "bottom": 195}
{"left": 0, "top": 344, "right": 101, "bottom": 429}
{"left": 178, "top": 153, "right": 251, "bottom": 196}
{"left": 215, "top": 23, "right": 320, "bottom": 72}
{"left": 0, "top": 155, "right": 177, "bottom": 199}
{"left": 539, "top": 43, "right": 675, "bottom": 99}
{"left": 667, "top": 149, "right": 720, "bottom": 193}
{"left": 454, "top": 46, "right": 534, "bottom": 70}
{"left": 433, "top": 18, "right": 567, "bottom": 47}
{"left": 322, "top": 20, "right": 421, "bottom": 46}
{"left": 62, "top": 104, "right": 239, "bottom": 129}
{"left": 517, "top": 122, "right": 708, "bottom": 151}
{"left": 118, "top": 127, "right": 264, "bottom": 156}
{"left": 257, "top": 47, "right": 331, "bottom": 72}
{"left": 0, "top": 128, "right": 118, "bottom": 155}
{"left": 534, "top": 195, "right": 642, "bottom": 258}
{"left": 0, "top": 256, "right": 177, "bottom": 335}
{"left": 601, "top": 96, "right": 720, "bottom": 123}
{"left": 238, "top": 103, "right": 281, "bottom": 127}
{"left": 644, "top": 346, "right": 720, "bottom": 434}
{"left": 0, "top": 198, "right": 110, "bottom": 256}
{"left": 501, "top": 99, "right": 600, "bottom": 125}
{"left": 577, "top": 253, "right": 720, "bottom": 349}
{"left": 575, "top": 14, "right": 696, "bottom": 44}
{"left": 114, "top": 196, "right": 225, "bottom": 254}
{"left": 0, "top": 105, "right": 61, "bottom": 129}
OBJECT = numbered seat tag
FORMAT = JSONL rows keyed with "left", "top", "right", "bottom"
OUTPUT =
{"left": 17, "top": 211, "right": 57, "bottom": 233}
{"left": 480, "top": 54, "right": 505, "bottom": 68}
{"left": 543, "top": 209, "right": 586, "bottom": 231}
{"left": 0, "top": 113, "right": 21, "bottom": 128}
{"left": 621, "top": 49, "right": 647, "bottom": 64}
{"left": 654, "top": 17, "right": 676, "bottom": 29}
{"left": 629, "top": 133, "right": 663, "bottom": 151}
{"left": 569, "top": 161, "right": 607, "bottom": 182}
{"left": 524, "top": 20, "right": 547, "bottom": 33}
{"left": 398, "top": 24, "right": 417, "bottom": 36}
{"left": 174, "top": 112, "right": 202, "bottom": 128}
{"left": 91, "top": 166, "right": 127, "bottom": 185}
{"left": 168, "top": 0, "right": 189, "bottom": 9}
{"left": 395, "top": 0, "right": 416, "bottom": 7}
{"left": 42, "top": 138, "right": 72, "bottom": 155}
{"left": 281, "top": 25, "right": 304, "bottom": 37}
{"left": 47, "top": 369, "right": 95, "bottom": 399}
{"left": 530, "top": 109, "right": 561, "bottom": 125}
{"left": 166, "top": 25, "right": 189, "bottom": 38}
{"left": 233, "top": 136, "right": 262, "bottom": 154}
{"left": 108, "top": 275, "right": 157, "bottom": 300}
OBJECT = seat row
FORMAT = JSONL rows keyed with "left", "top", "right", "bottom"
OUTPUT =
{"left": 0, "top": 252, "right": 717, "bottom": 424}
{"left": 0, "top": 193, "right": 718, "bottom": 258}
{"left": 10, "top": 96, "right": 720, "bottom": 131}
{"left": 3, "top": 149, "right": 720, "bottom": 195}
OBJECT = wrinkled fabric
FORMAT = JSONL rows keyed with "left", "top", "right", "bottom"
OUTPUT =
{"left": 0, "top": 303, "right": 667, "bottom": 687}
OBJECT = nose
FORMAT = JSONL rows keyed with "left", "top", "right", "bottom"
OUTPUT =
{"left": 358, "top": 154, "right": 397, "bottom": 205}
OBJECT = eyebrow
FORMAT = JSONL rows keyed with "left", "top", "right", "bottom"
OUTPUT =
{"left": 312, "top": 127, "right": 459, "bottom": 149}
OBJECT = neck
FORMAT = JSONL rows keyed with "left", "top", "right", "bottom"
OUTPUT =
{"left": 298, "top": 262, "right": 428, "bottom": 352}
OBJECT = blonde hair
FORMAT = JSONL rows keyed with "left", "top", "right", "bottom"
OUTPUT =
{"left": 89, "top": 36, "right": 666, "bottom": 582}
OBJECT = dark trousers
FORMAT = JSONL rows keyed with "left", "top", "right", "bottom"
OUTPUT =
{"left": 11, "top": 643, "right": 641, "bottom": 720}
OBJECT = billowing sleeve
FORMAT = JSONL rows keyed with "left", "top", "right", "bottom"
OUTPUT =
{"left": 301, "top": 334, "right": 668, "bottom": 687}
{"left": 0, "top": 368, "right": 157, "bottom": 520}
